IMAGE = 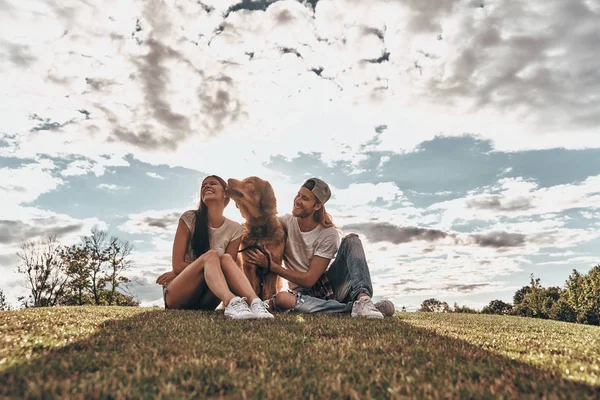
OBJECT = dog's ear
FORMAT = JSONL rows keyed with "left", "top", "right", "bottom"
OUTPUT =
{"left": 259, "top": 181, "right": 278, "bottom": 215}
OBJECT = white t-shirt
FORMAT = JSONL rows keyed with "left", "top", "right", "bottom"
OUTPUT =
{"left": 180, "top": 210, "right": 243, "bottom": 261}
{"left": 280, "top": 213, "right": 341, "bottom": 290}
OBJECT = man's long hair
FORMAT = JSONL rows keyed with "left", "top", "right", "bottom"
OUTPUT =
{"left": 191, "top": 175, "right": 229, "bottom": 258}
{"left": 313, "top": 199, "right": 334, "bottom": 228}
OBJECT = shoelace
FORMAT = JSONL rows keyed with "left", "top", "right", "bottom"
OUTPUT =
{"left": 231, "top": 298, "right": 249, "bottom": 312}
{"left": 359, "top": 298, "right": 378, "bottom": 312}
{"left": 253, "top": 300, "right": 270, "bottom": 313}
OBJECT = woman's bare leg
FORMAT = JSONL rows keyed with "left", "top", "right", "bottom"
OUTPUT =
{"left": 219, "top": 254, "right": 259, "bottom": 303}
{"left": 203, "top": 254, "right": 238, "bottom": 306}
{"left": 166, "top": 250, "right": 234, "bottom": 308}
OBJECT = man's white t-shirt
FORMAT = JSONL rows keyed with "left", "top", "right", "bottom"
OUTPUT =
{"left": 180, "top": 210, "right": 243, "bottom": 261}
{"left": 280, "top": 214, "right": 341, "bottom": 290}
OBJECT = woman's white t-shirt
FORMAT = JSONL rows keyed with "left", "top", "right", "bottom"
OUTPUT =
{"left": 180, "top": 210, "right": 243, "bottom": 262}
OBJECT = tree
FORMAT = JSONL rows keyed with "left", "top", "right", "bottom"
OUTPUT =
{"left": 60, "top": 244, "right": 92, "bottom": 306}
{"left": 16, "top": 235, "right": 69, "bottom": 307}
{"left": 549, "top": 298, "right": 577, "bottom": 323}
{"left": 482, "top": 300, "right": 512, "bottom": 315}
{"left": 419, "top": 298, "right": 450, "bottom": 313}
{"left": 513, "top": 285, "right": 531, "bottom": 306}
{"left": 103, "top": 237, "right": 134, "bottom": 306}
{"left": 82, "top": 228, "right": 110, "bottom": 305}
{"left": 59, "top": 229, "right": 137, "bottom": 307}
{"left": 453, "top": 302, "right": 479, "bottom": 313}
{"left": 0, "top": 288, "right": 11, "bottom": 311}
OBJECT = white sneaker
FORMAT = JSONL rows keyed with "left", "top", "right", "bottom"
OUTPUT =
{"left": 351, "top": 296, "right": 384, "bottom": 319}
{"left": 250, "top": 298, "right": 275, "bottom": 319}
{"left": 224, "top": 297, "right": 255, "bottom": 320}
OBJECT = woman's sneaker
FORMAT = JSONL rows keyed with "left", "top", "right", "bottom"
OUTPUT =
{"left": 224, "top": 297, "right": 255, "bottom": 320}
{"left": 351, "top": 296, "right": 384, "bottom": 319}
{"left": 250, "top": 298, "right": 275, "bottom": 319}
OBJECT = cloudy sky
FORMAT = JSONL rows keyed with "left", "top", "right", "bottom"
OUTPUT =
{"left": 1, "top": 0, "right": 599, "bottom": 310}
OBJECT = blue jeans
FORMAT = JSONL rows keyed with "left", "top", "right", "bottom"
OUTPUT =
{"left": 290, "top": 236, "right": 374, "bottom": 314}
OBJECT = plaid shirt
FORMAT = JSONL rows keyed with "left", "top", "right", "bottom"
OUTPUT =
{"left": 304, "top": 272, "right": 335, "bottom": 301}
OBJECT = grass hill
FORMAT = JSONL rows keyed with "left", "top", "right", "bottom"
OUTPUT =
{"left": 1, "top": 307, "right": 599, "bottom": 399}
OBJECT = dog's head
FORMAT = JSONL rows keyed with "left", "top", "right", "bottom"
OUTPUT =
{"left": 226, "top": 177, "right": 277, "bottom": 220}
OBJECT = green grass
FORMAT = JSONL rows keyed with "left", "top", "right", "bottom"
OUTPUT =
{"left": 1, "top": 307, "right": 599, "bottom": 399}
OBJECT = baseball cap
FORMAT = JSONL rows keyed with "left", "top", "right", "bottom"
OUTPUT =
{"left": 302, "top": 178, "right": 331, "bottom": 204}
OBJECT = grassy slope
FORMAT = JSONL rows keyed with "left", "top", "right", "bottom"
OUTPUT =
{"left": 1, "top": 307, "right": 599, "bottom": 399}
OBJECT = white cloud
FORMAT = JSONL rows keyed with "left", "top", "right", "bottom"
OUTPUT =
{"left": 431, "top": 176, "right": 600, "bottom": 228}
{"left": 0, "top": 159, "right": 63, "bottom": 206}
{"left": 146, "top": 172, "right": 164, "bottom": 180}
{"left": 97, "top": 183, "right": 130, "bottom": 191}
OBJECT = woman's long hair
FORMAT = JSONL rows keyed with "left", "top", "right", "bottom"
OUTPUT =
{"left": 191, "top": 175, "right": 229, "bottom": 258}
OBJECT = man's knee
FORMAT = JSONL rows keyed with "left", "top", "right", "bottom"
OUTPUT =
{"left": 275, "top": 291, "right": 296, "bottom": 310}
{"left": 341, "top": 234, "right": 362, "bottom": 249}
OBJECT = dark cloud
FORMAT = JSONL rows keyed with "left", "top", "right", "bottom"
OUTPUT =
{"left": 142, "top": 212, "right": 180, "bottom": 230}
{"left": 421, "top": 2, "right": 600, "bottom": 130}
{"left": 466, "top": 195, "right": 533, "bottom": 211}
{"left": 2, "top": 42, "right": 36, "bottom": 67}
{"left": 0, "top": 219, "right": 83, "bottom": 245}
{"left": 197, "top": 76, "right": 245, "bottom": 133}
{"left": 78, "top": 109, "right": 91, "bottom": 119}
{"left": 363, "top": 51, "right": 390, "bottom": 64}
{"left": 374, "top": 124, "right": 388, "bottom": 134}
{"left": 310, "top": 67, "right": 324, "bottom": 76}
{"left": 29, "top": 114, "right": 74, "bottom": 132}
{"left": 85, "top": 77, "right": 119, "bottom": 92}
{"left": 442, "top": 283, "right": 489, "bottom": 292}
{"left": 300, "top": 0, "right": 319, "bottom": 11}
{"left": 362, "top": 26, "right": 385, "bottom": 40}
{"left": 342, "top": 222, "right": 448, "bottom": 244}
{"left": 276, "top": 9, "right": 294, "bottom": 24}
{"left": 0, "top": 184, "right": 26, "bottom": 193}
{"left": 110, "top": 36, "right": 243, "bottom": 150}
{"left": 469, "top": 231, "right": 526, "bottom": 248}
{"left": 224, "top": 0, "right": 277, "bottom": 19}
{"left": 197, "top": 2, "right": 215, "bottom": 14}
{"left": 280, "top": 47, "right": 303, "bottom": 58}
{"left": 134, "top": 39, "right": 191, "bottom": 133}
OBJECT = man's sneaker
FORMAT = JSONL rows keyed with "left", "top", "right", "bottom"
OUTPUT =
{"left": 224, "top": 297, "right": 255, "bottom": 320}
{"left": 351, "top": 296, "right": 384, "bottom": 319}
{"left": 374, "top": 300, "right": 396, "bottom": 317}
{"left": 250, "top": 298, "right": 275, "bottom": 319}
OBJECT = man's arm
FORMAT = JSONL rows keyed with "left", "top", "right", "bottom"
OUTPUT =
{"left": 244, "top": 250, "right": 330, "bottom": 288}
{"left": 270, "top": 255, "right": 330, "bottom": 288}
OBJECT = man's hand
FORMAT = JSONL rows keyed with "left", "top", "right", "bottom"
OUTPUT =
{"left": 156, "top": 271, "right": 177, "bottom": 286}
{"left": 244, "top": 248, "right": 269, "bottom": 269}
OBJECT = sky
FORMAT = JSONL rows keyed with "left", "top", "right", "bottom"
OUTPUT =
{"left": 1, "top": 0, "right": 599, "bottom": 310}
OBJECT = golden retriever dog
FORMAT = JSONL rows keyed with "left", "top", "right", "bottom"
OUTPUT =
{"left": 226, "top": 177, "right": 285, "bottom": 301}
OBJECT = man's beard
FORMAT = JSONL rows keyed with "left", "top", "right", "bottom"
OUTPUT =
{"left": 292, "top": 207, "right": 313, "bottom": 219}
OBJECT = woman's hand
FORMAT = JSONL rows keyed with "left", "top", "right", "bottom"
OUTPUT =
{"left": 156, "top": 271, "right": 178, "bottom": 286}
{"left": 244, "top": 248, "right": 269, "bottom": 269}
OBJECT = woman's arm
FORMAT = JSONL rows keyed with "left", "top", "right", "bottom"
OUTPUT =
{"left": 172, "top": 219, "right": 192, "bottom": 274}
{"left": 224, "top": 237, "right": 242, "bottom": 262}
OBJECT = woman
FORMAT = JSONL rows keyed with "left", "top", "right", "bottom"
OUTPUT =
{"left": 156, "top": 175, "right": 273, "bottom": 319}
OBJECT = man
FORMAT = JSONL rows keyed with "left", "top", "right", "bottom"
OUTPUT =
{"left": 245, "top": 177, "right": 395, "bottom": 318}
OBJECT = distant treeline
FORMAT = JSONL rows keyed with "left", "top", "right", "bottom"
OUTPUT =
{"left": 419, "top": 265, "right": 600, "bottom": 326}
{"left": 0, "top": 229, "right": 138, "bottom": 311}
